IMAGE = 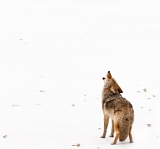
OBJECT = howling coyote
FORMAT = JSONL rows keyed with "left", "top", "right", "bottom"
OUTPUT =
{"left": 101, "top": 71, "right": 134, "bottom": 145}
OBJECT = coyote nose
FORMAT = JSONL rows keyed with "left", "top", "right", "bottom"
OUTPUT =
{"left": 108, "top": 71, "right": 110, "bottom": 73}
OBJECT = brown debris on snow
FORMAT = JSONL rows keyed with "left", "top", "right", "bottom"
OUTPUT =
{"left": 40, "top": 90, "right": 45, "bottom": 92}
{"left": 3, "top": 135, "right": 7, "bottom": 138}
{"left": 72, "top": 143, "right": 80, "bottom": 147}
{"left": 147, "top": 124, "right": 151, "bottom": 127}
{"left": 143, "top": 88, "right": 147, "bottom": 92}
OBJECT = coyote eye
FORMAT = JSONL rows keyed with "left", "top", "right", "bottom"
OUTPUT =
{"left": 102, "top": 77, "right": 106, "bottom": 80}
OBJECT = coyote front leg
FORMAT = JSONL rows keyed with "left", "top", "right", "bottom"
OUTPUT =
{"left": 101, "top": 115, "right": 109, "bottom": 138}
{"left": 109, "top": 120, "right": 114, "bottom": 137}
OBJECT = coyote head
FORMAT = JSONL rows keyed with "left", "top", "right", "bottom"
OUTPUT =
{"left": 102, "top": 71, "right": 123, "bottom": 94}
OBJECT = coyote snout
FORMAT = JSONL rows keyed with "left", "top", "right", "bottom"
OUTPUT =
{"left": 101, "top": 71, "right": 134, "bottom": 145}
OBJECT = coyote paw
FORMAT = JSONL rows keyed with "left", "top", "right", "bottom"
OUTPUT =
{"left": 111, "top": 142, "right": 116, "bottom": 145}
{"left": 109, "top": 134, "right": 114, "bottom": 137}
{"left": 100, "top": 135, "right": 105, "bottom": 138}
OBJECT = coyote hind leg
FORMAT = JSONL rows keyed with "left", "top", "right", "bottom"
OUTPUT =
{"left": 111, "top": 123, "right": 119, "bottom": 145}
{"left": 129, "top": 125, "right": 133, "bottom": 143}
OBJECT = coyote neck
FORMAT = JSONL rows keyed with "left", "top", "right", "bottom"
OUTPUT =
{"left": 102, "top": 88, "right": 122, "bottom": 108}
{"left": 103, "top": 93, "right": 121, "bottom": 102}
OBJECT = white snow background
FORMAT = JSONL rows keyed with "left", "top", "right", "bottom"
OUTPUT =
{"left": 0, "top": 0, "right": 160, "bottom": 148}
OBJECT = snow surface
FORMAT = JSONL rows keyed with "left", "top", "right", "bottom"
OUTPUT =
{"left": 0, "top": 0, "right": 160, "bottom": 148}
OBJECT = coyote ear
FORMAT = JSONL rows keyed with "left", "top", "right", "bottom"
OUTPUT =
{"left": 117, "top": 85, "right": 123, "bottom": 93}
{"left": 107, "top": 71, "right": 112, "bottom": 79}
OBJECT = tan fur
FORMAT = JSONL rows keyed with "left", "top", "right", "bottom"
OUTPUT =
{"left": 101, "top": 71, "right": 134, "bottom": 145}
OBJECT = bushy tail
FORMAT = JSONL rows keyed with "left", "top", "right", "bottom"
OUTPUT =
{"left": 119, "top": 120, "right": 130, "bottom": 141}
{"left": 119, "top": 109, "right": 134, "bottom": 141}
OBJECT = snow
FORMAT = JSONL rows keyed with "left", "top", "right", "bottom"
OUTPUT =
{"left": 0, "top": 0, "right": 160, "bottom": 148}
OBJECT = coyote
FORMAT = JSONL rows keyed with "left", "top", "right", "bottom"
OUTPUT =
{"left": 101, "top": 71, "right": 134, "bottom": 145}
